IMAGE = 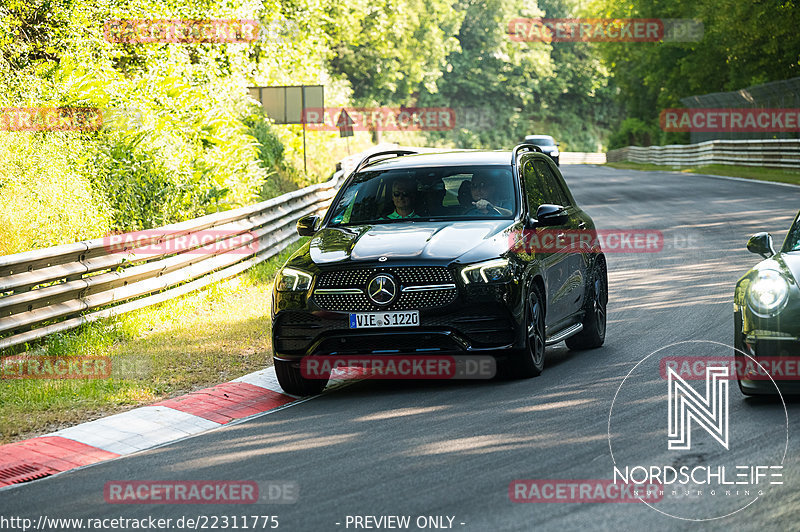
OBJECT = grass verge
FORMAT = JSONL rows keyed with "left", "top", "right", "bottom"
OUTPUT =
{"left": 0, "top": 239, "right": 307, "bottom": 444}
{"left": 604, "top": 161, "right": 800, "bottom": 186}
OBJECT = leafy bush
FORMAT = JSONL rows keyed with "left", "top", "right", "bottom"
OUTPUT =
{"left": 0, "top": 132, "right": 111, "bottom": 255}
{"left": 607, "top": 118, "right": 660, "bottom": 149}
{"left": 245, "top": 114, "right": 302, "bottom": 200}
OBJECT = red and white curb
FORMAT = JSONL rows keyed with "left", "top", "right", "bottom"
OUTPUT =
{"left": 0, "top": 366, "right": 358, "bottom": 488}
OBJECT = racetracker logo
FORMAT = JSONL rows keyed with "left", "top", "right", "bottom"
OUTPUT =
{"left": 509, "top": 479, "right": 663, "bottom": 503}
{"left": 104, "top": 481, "right": 298, "bottom": 504}
{"left": 301, "top": 355, "right": 496, "bottom": 380}
{"left": 661, "top": 356, "right": 800, "bottom": 381}
{"left": 302, "top": 107, "right": 455, "bottom": 131}
{"left": 0, "top": 107, "right": 102, "bottom": 131}
{"left": 1, "top": 356, "right": 111, "bottom": 379}
{"left": 103, "top": 19, "right": 260, "bottom": 43}
{"left": 509, "top": 229, "right": 663, "bottom": 254}
{"left": 660, "top": 108, "right": 800, "bottom": 132}
{"left": 103, "top": 230, "right": 258, "bottom": 256}
{"left": 508, "top": 18, "right": 703, "bottom": 43}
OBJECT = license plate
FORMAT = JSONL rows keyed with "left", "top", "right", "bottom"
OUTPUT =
{"left": 349, "top": 310, "right": 419, "bottom": 329}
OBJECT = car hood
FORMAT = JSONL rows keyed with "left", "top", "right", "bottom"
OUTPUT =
{"left": 308, "top": 221, "right": 516, "bottom": 266}
{"left": 778, "top": 252, "right": 800, "bottom": 282}
{"left": 748, "top": 251, "right": 800, "bottom": 283}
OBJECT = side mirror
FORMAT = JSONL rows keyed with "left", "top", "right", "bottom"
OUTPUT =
{"left": 535, "top": 204, "right": 568, "bottom": 227}
{"left": 747, "top": 232, "right": 775, "bottom": 259}
{"left": 297, "top": 215, "right": 320, "bottom": 237}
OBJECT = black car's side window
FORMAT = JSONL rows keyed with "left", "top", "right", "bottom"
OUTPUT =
{"left": 522, "top": 158, "right": 548, "bottom": 214}
{"left": 533, "top": 160, "right": 571, "bottom": 206}
{"left": 523, "top": 157, "right": 570, "bottom": 214}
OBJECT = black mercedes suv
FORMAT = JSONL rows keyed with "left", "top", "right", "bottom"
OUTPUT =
{"left": 271, "top": 145, "right": 607, "bottom": 395}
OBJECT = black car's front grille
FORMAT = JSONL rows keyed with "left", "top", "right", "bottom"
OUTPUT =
{"left": 314, "top": 289, "right": 458, "bottom": 312}
{"left": 392, "top": 266, "right": 454, "bottom": 285}
{"left": 315, "top": 293, "right": 373, "bottom": 312}
{"left": 314, "top": 267, "right": 458, "bottom": 312}
{"left": 317, "top": 266, "right": 454, "bottom": 288}
{"left": 316, "top": 269, "right": 372, "bottom": 288}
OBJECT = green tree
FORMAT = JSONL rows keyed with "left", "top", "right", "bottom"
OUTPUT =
{"left": 590, "top": 0, "right": 800, "bottom": 144}
{"left": 419, "top": 0, "right": 616, "bottom": 150}
{"left": 323, "top": 0, "right": 463, "bottom": 105}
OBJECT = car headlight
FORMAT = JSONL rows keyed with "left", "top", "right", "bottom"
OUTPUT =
{"left": 551, "top": 150, "right": 559, "bottom": 156}
{"left": 747, "top": 270, "right": 789, "bottom": 315}
{"left": 461, "top": 258, "right": 511, "bottom": 284}
{"left": 276, "top": 267, "right": 313, "bottom": 292}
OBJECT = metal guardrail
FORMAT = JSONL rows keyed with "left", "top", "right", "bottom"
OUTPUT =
{"left": 560, "top": 152, "right": 606, "bottom": 165}
{"left": 606, "top": 139, "right": 800, "bottom": 169}
{"left": 0, "top": 145, "right": 399, "bottom": 353}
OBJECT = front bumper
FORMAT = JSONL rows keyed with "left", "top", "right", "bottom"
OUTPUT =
{"left": 737, "top": 333, "right": 800, "bottom": 395}
{"left": 272, "top": 305, "right": 521, "bottom": 362}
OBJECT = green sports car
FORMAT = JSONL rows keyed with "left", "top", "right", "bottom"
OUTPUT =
{"left": 734, "top": 210, "right": 800, "bottom": 395}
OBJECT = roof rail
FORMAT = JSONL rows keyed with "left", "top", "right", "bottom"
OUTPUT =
{"left": 352, "top": 149, "right": 418, "bottom": 174}
{"left": 511, "top": 143, "right": 543, "bottom": 175}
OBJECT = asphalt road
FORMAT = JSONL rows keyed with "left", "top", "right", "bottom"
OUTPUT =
{"left": 2, "top": 166, "right": 799, "bottom": 532}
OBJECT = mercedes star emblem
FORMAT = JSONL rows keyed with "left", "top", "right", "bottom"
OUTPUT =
{"left": 367, "top": 274, "right": 397, "bottom": 306}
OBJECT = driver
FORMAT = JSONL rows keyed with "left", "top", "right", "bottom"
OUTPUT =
{"left": 468, "top": 170, "right": 512, "bottom": 216}
{"left": 384, "top": 177, "right": 419, "bottom": 219}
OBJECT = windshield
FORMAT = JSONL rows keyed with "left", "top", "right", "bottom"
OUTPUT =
{"left": 526, "top": 136, "right": 555, "bottom": 146}
{"left": 784, "top": 212, "right": 800, "bottom": 252}
{"left": 327, "top": 165, "right": 518, "bottom": 225}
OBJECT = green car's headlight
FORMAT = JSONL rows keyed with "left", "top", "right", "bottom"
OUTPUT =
{"left": 747, "top": 270, "right": 789, "bottom": 315}
{"left": 461, "top": 258, "right": 511, "bottom": 284}
{"left": 276, "top": 267, "right": 313, "bottom": 292}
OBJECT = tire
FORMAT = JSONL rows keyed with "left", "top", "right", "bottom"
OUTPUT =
{"left": 275, "top": 358, "right": 328, "bottom": 396}
{"left": 505, "top": 284, "right": 546, "bottom": 378}
{"left": 566, "top": 261, "right": 607, "bottom": 350}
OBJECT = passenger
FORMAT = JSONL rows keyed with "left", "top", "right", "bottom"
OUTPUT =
{"left": 422, "top": 179, "right": 447, "bottom": 216}
{"left": 458, "top": 180, "right": 473, "bottom": 211}
{"left": 384, "top": 177, "right": 419, "bottom": 219}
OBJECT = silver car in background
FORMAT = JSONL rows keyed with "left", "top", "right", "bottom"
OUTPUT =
{"left": 523, "top": 135, "right": 560, "bottom": 166}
